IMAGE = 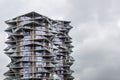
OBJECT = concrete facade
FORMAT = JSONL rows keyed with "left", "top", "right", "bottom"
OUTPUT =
{"left": 4, "top": 12, "right": 74, "bottom": 80}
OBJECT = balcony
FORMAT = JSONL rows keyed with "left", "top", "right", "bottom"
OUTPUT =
{"left": 67, "top": 76, "right": 74, "bottom": 79}
{"left": 66, "top": 61, "right": 74, "bottom": 65}
{"left": 20, "top": 21, "right": 42, "bottom": 26}
{"left": 4, "top": 70, "right": 15, "bottom": 76}
{"left": 42, "top": 63, "right": 55, "bottom": 68}
{"left": 15, "top": 57, "right": 30, "bottom": 62}
{"left": 34, "top": 16, "right": 43, "bottom": 20}
{"left": 4, "top": 49, "right": 14, "bottom": 54}
{"left": 42, "top": 53, "right": 54, "bottom": 58}
{"left": 43, "top": 33, "right": 53, "bottom": 37}
{"left": 58, "top": 35, "right": 67, "bottom": 39}
{"left": 5, "top": 40, "right": 16, "bottom": 44}
{"left": 59, "top": 28, "right": 67, "bottom": 32}
{"left": 56, "top": 53, "right": 64, "bottom": 56}
{"left": 4, "top": 46, "right": 10, "bottom": 51}
{"left": 36, "top": 68, "right": 48, "bottom": 73}
{"left": 34, "top": 36, "right": 50, "bottom": 42}
{"left": 4, "top": 77, "right": 16, "bottom": 80}
{"left": 64, "top": 39, "right": 72, "bottom": 43}
{"left": 9, "top": 64, "right": 23, "bottom": 69}
{"left": 65, "top": 25, "right": 73, "bottom": 30}
{"left": 34, "top": 47, "right": 51, "bottom": 53}
{"left": 54, "top": 42, "right": 62, "bottom": 45}
{"left": 59, "top": 49, "right": 70, "bottom": 54}
{"left": 21, "top": 41, "right": 43, "bottom": 46}
{"left": 58, "top": 45, "right": 68, "bottom": 50}
{"left": 5, "top": 27, "right": 13, "bottom": 32}
{"left": 62, "top": 70, "right": 74, "bottom": 75}
{"left": 10, "top": 53, "right": 22, "bottom": 58}
{"left": 56, "top": 67, "right": 65, "bottom": 71}
{"left": 21, "top": 76, "right": 54, "bottom": 80}
{"left": 14, "top": 26, "right": 32, "bottom": 32}
{"left": 8, "top": 33, "right": 24, "bottom": 38}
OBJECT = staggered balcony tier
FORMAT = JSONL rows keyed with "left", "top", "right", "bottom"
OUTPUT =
{"left": 4, "top": 12, "right": 74, "bottom": 80}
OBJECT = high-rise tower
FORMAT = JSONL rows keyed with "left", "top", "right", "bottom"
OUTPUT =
{"left": 4, "top": 12, "right": 74, "bottom": 80}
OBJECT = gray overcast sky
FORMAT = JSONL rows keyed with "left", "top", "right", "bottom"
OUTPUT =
{"left": 1, "top": 0, "right": 120, "bottom": 80}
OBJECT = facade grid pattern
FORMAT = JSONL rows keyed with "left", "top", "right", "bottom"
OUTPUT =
{"left": 4, "top": 12, "right": 74, "bottom": 80}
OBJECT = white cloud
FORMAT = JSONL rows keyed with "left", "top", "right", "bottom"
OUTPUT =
{"left": 1, "top": 0, "right": 120, "bottom": 80}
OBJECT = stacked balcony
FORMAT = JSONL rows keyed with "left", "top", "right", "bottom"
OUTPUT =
{"left": 4, "top": 12, "right": 74, "bottom": 80}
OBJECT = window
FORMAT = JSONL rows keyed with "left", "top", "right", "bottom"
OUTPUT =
{"left": 24, "top": 57, "right": 30, "bottom": 61}
{"left": 36, "top": 52, "right": 42, "bottom": 56}
{"left": 20, "top": 69, "right": 24, "bottom": 73}
{"left": 24, "top": 16, "right": 31, "bottom": 20}
{"left": 36, "top": 26, "right": 42, "bottom": 30}
{"left": 20, "top": 46, "right": 24, "bottom": 51}
{"left": 37, "top": 68, "right": 42, "bottom": 71}
{"left": 24, "top": 52, "right": 30, "bottom": 56}
{"left": 24, "top": 30, "right": 30, "bottom": 35}
{"left": 36, "top": 36, "right": 42, "bottom": 39}
{"left": 24, "top": 63, "right": 30, "bottom": 67}
{"left": 35, "top": 46, "right": 42, "bottom": 50}
{"left": 36, "top": 57, "right": 42, "bottom": 61}
{"left": 35, "top": 31, "right": 45, "bottom": 35}
{"left": 36, "top": 62, "right": 42, "bottom": 67}
{"left": 24, "top": 73, "right": 30, "bottom": 78}
{"left": 36, "top": 73, "right": 42, "bottom": 77}
{"left": 19, "top": 32, "right": 24, "bottom": 35}
{"left": 20, "top": 41, "right": 24, "bottom": 45}
{"left": 24, "top": 47, "right": 30, "bottom": 51}
{"left": 24, "top": 68, "right": 30, "bottom": 72}
{"left": 54, "top": 38, "right": 61, "bottom": 42}
{"left": 35, "top": 41, "right": 41, "bottom": 44}
{"left": 24, "top": 36, "right": 31, "bottom": 39}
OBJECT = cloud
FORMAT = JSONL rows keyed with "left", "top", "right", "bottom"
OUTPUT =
{"left": 67, "top": 0, "right": 120, "bottom": 80}
{"left": 1, "top": 0, "right": 120, "bottom": 80}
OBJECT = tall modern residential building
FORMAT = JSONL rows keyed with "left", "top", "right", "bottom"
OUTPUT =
{"left": 4, "top": 12, "right": 74, "bottom": 80}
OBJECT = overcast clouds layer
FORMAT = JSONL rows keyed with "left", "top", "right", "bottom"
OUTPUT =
{"left": 1, "top": 0, "right": 120, "bottom": 80}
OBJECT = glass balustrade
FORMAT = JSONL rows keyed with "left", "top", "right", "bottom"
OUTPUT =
{"left": 36, "top": 57, "right": 42, "bottom": 61}
{"left": 36, "top": 62, "right": 42, "bottom": 67}
{"left": 35, "top": 52, "right": 42, "bottom": 56}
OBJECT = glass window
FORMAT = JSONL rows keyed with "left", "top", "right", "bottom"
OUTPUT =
{"left": 52, "top": 27, "right": 57, "bottom": 32}
{"left": 35, "top": 46, "right": 42, "bottom": 50}
{"left": 36, "top": 52, "right": 42, "bottom": 56}
{"left": 24, "top": 57, "right": 30, "bottom": 61}
{"left": 20, "top": 21, "right": 26, "bottom": 25}
{"left": 24, "top": 63, "right": 30, "bottom": 67}
{"left": 37, "top": 68, "right": 42, "bottom": 71}
{"left": 24, "top": 16, "right": 30, "bottom": 20}
{"left": 35, "top": 31, "right": 45, "bottom": 35}
{"left": 24, "top": 47, "right": 30, "bottom": 51}
{"left": 35, "top": 41, "right": 42, "bottom": 45}
{"left": 36, "top": 73, "right": 42, "bottom": 77}
{"left": 24, "top": 36, "right": 31, "bottom": 39}
{"left": 20, "top": 69, "right": 24, "bottom": 73}
{"left": 20, "top": 32, "right": 24, "bottom": 35}
{"left": 24, "top": 40, "right": 31, "bottom": 44}
{"left": 24, "top": 73, "right": 30, "bottom": 78}
{"left": 24, "top": 68, "right": 30, "bottom": 72}
{"left": 36, "top": 26, "right": 42, "bottom": 30}
{"left": 36, "top": 36, "right": 42, "bottom": 39}
{"left": 36, "top": 57, "right": 42, "bottom": 61}
{"left": 19, "top": 17, "right": 25, "bottom": 20}
{"left": 23, "top": 52, "right": 30, "bottom": 56}
{"left": 20, "top": 46, "right": 24, "bottom": 50}
{"left": 24, "top": 31, "right": 30, "bottom": 35}
{"left": 20, "top": 41, "right": 24, "bottom": 45}
{"left": 36, "top": 62, "right": 42, "bottom": 67}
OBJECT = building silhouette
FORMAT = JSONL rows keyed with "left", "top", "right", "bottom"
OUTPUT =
{"left": 4, "top": 12, "right": 74, "bottom": 80}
